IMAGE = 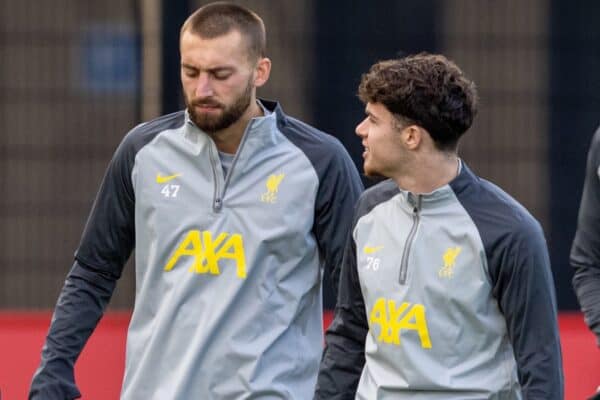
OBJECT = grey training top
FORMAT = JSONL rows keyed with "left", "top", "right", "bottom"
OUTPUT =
{"left": 30, "top": 100, "right": 363, "bottom": 399}
{"left": 316, "top": 161, "right": 563, "bottom": 399}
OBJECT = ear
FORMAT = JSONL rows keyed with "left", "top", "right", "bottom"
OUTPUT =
{"left": 253, "top": 57, "right": 271, "bottom": 88}
{"left": 403, "top": 125, "right": 423, "bottom": 150}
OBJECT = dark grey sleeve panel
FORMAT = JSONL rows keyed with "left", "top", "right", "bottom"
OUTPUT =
{"left": 315, "top": 181, "right": 398, "bottom": 400}
{"left": 451, "top": 165, "right": 564, "bottom": 400}
{"left": 274, "top": 103, "right": 363, "bottom": 292}
{"left": 29, "top": 261, "right": 116, "bottom": 400}
{"left": 494, "top": 221, "right": 564, "bottom": 400}
{"left": 315, "top": 234, "right": 366, "bottom": 400}
{"left": 29, "top": 111, "right": 185, "bottom": 400}
{"left": 571, "top": 125, "right": 600, "bottom": 345}
{"left": 75, "top": 111, "right": 185, "bottom": 276}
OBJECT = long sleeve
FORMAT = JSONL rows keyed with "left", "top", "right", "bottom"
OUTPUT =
{"left": 492, "top": 221, "right": 564, "bottom": 399}
{"left": 571, "top": 125, "right": 600, "bottom": 346}
{"left": 29, "top": 131, "right": 138, "bottom": 399}
{"left": 312, "top": 140, "right": 363, "bottom": 295}
{"left": 276, "top": 111, "right": 363, "bottom": 295}
{"left": 315, "top": 229, "right": 369, "bottom": 400}
{"left": 28, "top": 262, "right": 120, "bottom": 399}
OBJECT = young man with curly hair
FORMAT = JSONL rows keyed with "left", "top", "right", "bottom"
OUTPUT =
{"left": 315, "top": 53, "right": 564, "bottom": 399}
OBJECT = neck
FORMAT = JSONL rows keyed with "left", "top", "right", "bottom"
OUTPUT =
{"left": 211, "top": 100, "right": 263, "bottom": 154}
{"left": 393, "top": 152, "right": 459, "bottom": 194}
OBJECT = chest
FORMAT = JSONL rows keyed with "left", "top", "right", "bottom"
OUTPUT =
{"left": 355, "top": 200, "right": 491, "bottom": 304}
{"left": 132, "top": 137, "right": 319, "bottom": 240}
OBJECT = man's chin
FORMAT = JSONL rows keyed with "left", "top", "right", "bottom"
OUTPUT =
{"left": 362, "top": 167, "right": 387, "bottom": 180}
{"left": 190, "top": 114, "right": 225, "bottom": 133}
{"left": 363, "top": 164, "right": 389, "bottom": 182}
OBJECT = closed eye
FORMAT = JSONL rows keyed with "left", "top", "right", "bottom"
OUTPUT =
{"left": 211, "top": 69, "right": 234, "bottom": 80}
{"left": 182, "top": 65, "right": 198, "bottom": 77}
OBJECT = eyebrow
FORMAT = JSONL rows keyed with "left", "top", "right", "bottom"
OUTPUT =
{"left": 365, "top": 109, "right": 379, "bottom": 121}
{"left": 181, "top": 63, "right": 235, "bottom": 74}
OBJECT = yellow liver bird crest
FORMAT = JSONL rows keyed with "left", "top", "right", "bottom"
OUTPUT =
{"left": 439, "top": 246, "right": 461, "bottom": 278}
{"left": 261, "top": 173, "right": 285, "bottom": 203}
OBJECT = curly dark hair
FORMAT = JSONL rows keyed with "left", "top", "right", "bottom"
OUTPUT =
{"left": 358, "top": 53, "right": 478, "bottom": 151}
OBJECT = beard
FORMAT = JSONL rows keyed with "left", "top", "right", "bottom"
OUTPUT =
{"left": 186, "top": 78, "right": 254, "bottom": 134}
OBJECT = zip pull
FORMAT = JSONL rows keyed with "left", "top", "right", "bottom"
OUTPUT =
{"left": 399, "top": 193, "right": 421, "bottom": 285}
{"left": 213, "top": 119, "right": 255, "bottom": 213}
{"left": 414, "top": 195, "right": 422, "bottom": 213}
{"left": 207, "top": 144, "right": 222, "bottom": 212}
{"left": 407, "top": 192, "right": 422, "bottom": 213}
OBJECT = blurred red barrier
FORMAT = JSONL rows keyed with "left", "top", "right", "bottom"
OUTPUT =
{"left": 0, "top": 311, "right": 597, "bottom": 399}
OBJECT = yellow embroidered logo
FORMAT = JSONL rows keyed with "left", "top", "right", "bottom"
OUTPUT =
{"left": 164, "top": 230, "right": 247, "bottom": 279}
{"left": 439, "top": 246, "right": 462, "bottom": 278}
{"left": 261, "top": 173, "right": 285, "bottom": 203}
{"left": 369, "top": 298, "right": 432, "bottom": 348}
{"left": 156, "top": 173, "right": 182, "bottom": 184}
{"left": 363, "top": 245, "right": 384, "bottom": 254}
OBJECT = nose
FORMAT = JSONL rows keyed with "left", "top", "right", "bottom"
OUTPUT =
{"left": 356, "top": 117, "right": 368, "bottom": 138}
{"left": 195, "top": 73, "right": 214, "bottom": 97}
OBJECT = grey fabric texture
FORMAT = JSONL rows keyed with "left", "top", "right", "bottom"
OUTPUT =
{"left": 317, "top": 162, "right": 563, "bottom": 400}
{"left": 30, "top": 101, "right": 363, "bottom": 399}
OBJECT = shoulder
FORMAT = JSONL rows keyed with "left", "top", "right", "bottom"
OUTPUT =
{"left": 478, "top": 177, "right": 542, "bottom": 237}
{"left": 266, "top": 101, "right": 360, "bottom": 189}
{"left": 105, "top": 111, "right": 185, "bottom": 173}
{"left": 280, "top": 114, "right": 343, "bottom": 148}
{"left": 587, "top": 124, "right": 600, "bottom": 166}
{"left": 355, "top": 179, "right": 399, "bottom": 220}
{"left": 121, "top": 111, "right": 185, "bottom": 153}
{"left": 451, "top": 164, "right": 545, "bottom": 255}
{"left": 272, "top": 102, "right": 350, "bottom": 161}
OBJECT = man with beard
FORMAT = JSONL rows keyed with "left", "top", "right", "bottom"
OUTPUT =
{"left": 29, "top": 3, "right": 362, "bottom": 399}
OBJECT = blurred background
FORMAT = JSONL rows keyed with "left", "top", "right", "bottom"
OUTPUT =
{"left": 1, "top": 0, "right": 599, "bottom": 398}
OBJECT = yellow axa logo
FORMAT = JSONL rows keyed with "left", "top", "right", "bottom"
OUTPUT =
{"left": 439, "top": 246, "right": 461, "bottom": 278}
{"left": 261, "top": 173, "right": 285, "bottom": 203}
{"left": 369, "top": 297, "right": 432, "bottom": 349}
{"left": 363, "top": 245, "right": 384, "bottom": 254}
{"left": 156, "top": 173, "right": 182, "bottom": 184}
{"left": 164, "top": 230, "right": 247, "bottom": 279}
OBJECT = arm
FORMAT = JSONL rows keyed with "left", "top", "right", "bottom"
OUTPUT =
{"left": 29, "top": 134, "right": 136, "bottom": 400}
{"left": 312, "top": 140, "right": 363, "bottom": 295}
{"left": 571, "top": 125, "right": 600, "bottom": 345}
{"left": 28, "top": 262, "right": 120, "bottom": 399}
{"left": 493, "top": 223, "right": 564, "bottom": 400}
{"left": 315, "top": 232, "right": 369, "bottom": 400}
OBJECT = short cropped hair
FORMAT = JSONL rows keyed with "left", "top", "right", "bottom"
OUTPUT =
{"left": 358, "top": 53, "right": 478, "bottom": 151}
{"left": 181, "top": 2, "right": 266, "bottom": 61}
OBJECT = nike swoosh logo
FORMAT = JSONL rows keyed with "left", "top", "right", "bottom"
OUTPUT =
{"left": 363, "top": 245, "right": 384, "bottom": 254}
{"left": 156, "top": 173, "right": 181, "bottom": 183}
